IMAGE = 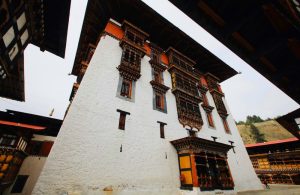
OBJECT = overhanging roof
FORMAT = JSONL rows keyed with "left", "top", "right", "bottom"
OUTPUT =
{"left": 0, "top": 110, "right": 62, "bottom": 136}
{"left": 276, "top": 108, "right": 300, "bottom": 139}
{"left": 171, "top": 136, "right": 232, "bottom": 154}
{"left": 32, "top": 0, "right": 71, "bottom": 58}
{"left": 0, "top": 0, "right": 71, "bottom": 101}
{"left": 0, "top": 56, "right": 25, "bottom": 101}
{"left": 169, "top": 0, "right": 300, "bottom": 104}
{"left": 245, "top": 137, "right": 299, "bottom": 148}
{"left": 72, "top": 0, "right": 237, "bottom": 82}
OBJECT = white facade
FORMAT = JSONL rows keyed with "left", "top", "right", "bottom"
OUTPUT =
{"left": 33, "top": 32, "right": 262, "bottom": 195}
{"left": 4, "top": 135, "right": 55, "bottom": 195}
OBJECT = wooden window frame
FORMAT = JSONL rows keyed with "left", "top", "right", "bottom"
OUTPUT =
{"left": 120, "top": 79, "right": 132, "bottom": 98}
{"left": 125, "top": 30, "right": 144, "bottom": 46}
{"left": 155, "top": 93, "right": 164, "bottom": 111}
{"left": 153, "top": 70, "right": 162, "bottom": 83}
{"left": 202, "top": 93, "right": 209, "bottom": 106}
{"left": 151, "top": 51, "right": 160, "bottom": 64}
{"left": 117, "top": 109, "right": 130, "bottom": 130}
{"left": 122, "top": 47, "right": 140, "bottom": 65}
{"left": 207, "top": 112, "right": 214, "bottom": 128}
{"left": 179, "top": 97, "right": 201, "bottom": 116}
{"left": 157, "top": 121, "right": 167, "bottom": 139}
{"left": 222, "top": 117, "right": 231, "bottom": 134}
{"left": 178, "top": 154, "right": 194, "bottom": 190}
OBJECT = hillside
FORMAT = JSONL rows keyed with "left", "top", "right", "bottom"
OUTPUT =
{"left": 237, "top": 120, "right": 295, "bottom": 145}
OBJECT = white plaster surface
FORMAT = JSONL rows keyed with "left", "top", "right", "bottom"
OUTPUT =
{"left": 33, "top": 35, "right": 262, "bottom": 195}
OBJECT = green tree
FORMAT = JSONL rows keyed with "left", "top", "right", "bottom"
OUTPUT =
{"left": 246, "top": 115, "right": 264, "bottom": 124}
{"left": 236, "top": 121, "right": 245, "bottom": 125}
{"left": 249, "top": 124, "right": 266, "bottom": 143}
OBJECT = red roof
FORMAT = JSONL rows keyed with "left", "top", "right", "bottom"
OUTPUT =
{"left": 245, "top": 137, "right": 299, "bottom": 148}
{"left": 0, "top": 120, "right": 46, "bottom": 131}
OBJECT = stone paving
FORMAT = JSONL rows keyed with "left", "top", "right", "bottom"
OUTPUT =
{"left": 238, "top": 184, "right": 300, "bottom": 195}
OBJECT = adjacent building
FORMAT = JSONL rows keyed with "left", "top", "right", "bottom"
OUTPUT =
{"left": 0, "top": 0, "right": 71, "bottom": 101}
{"left": 33, "top": 0, "right": 262, "bottom": 194}
{"left": 169, "top": 0, "right": 300, "bottom": 140}
{"left": 0, "top": 110, "right": 62, "bottom": 194}
{"left": 277, "top": 108, "right": 300, "bottom": 139}
{"left": 246, "top": 137, "right": 300, "bottom": 185}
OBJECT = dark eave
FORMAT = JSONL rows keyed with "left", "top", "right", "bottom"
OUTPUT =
{"left": 0, "top": 110, "right": 63, "bottom": 137}
{"left": 32, "top": 0, "right": 71, "bottom": 58}
{"left": 169, "top": 0, "right": 300, "bottom": 104}
{"left": 0, "top": 56, "right": 25, "bottom": 101}
{"left": 72, "top": 0, "right": 237, "bottom": 82}
{"left": 276, "top": 108, "right": 300, "bottom": 139}
{"left": 171, "top": 136, "right": 232, "bottom": 154}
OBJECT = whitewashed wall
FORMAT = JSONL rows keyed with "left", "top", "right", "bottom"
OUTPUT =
{"left": 33, "top": 33, "right": 262, "bottom": 195}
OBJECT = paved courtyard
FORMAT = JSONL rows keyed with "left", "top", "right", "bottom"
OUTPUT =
{"left": 238, "top": 184, "right": 300, "bottom": 195}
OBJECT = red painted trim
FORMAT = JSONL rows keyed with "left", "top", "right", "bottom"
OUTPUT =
{"left": 0, "top": 120, "right": 46, "bottom": 131}
{"left": 245, "top": 137, "right": 299, "bottom": 148}
{"left": 104, "top": 21, "right": 170, "bottom": 65}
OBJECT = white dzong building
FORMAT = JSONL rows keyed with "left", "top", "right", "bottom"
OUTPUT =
{"left": 33, "top": 0, "right": 263, "bottom": 194}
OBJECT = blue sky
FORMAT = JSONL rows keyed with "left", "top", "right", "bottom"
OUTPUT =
{"left": 0, "top": 0, "right": 299, "bottom": 121}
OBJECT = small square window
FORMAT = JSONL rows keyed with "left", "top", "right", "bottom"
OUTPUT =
{"left": 21, "top": 29, "right": 29, "bottom": 45}
{"left": 17, "top": 12, "right": 26, "bottom": 30}
{"left": 119, "top": 113, "right": 126, "bottom": 130}
{"left": 222, "top": 118, "right": 231, "bottom": 134}
{"left": 158, "top": 122, "right": 166, "bottom": 139}
{"left": 120, "top": 79, "right": 132, "bottom": 98}
{"left": 155, "top": 93, "right": 164, "bottom": 110}
{"left": 3, "top": 27, "right": 15, "bottom": 47}
{"left": 117, "top": 109, "right": 130, "bottom": 130}
{"left": 207, "top": 112, "right": 214, "bottom": 128}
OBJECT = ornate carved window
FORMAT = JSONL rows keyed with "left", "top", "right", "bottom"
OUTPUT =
{"left": 154, "top": 70, "right": 162, "bottom": 83}
{"left": 118, "top": 44, "right": 143, "bottom": 81}
{"left": 149, "top": 43, "right": 169, "bottom": 113}
{"left": 118, "top": 21, "right": 148, "bottom": 82}
{"left": 171, "top": 137, "right": 234, "bottom": 191}
{"left": 199, "top": 79, "right": 215, "bottom": 128}
{"left": 122, "top": 47, "right": 140, "bottom": 65}
{"left": 125, "top": 30, "right": 144, "bottom": 46}
{"left": 195, "top": 152, "right": 234, "bottom": 190}
{"left": 206, "top": 73, "right": 227, "bottom": 118}
{"left": 149, "top": 43, "right": 166, "bottom": 72}
{"left": 174, "top": 74, "right": 199, "bottom": 97}
{"left": 122, "top": 20, "right": 148, "bottom": 47}
{"left": 167, "top": 47, "right": 203, "bottom": 130}
{"left": 152, "top": 52, "right": 160, "bottom": 65}
{"left": 176, "top": 96, "right": 203, "bottom": 130}
{"left": 213, "top": 93, "right": 227, "bottom": 118}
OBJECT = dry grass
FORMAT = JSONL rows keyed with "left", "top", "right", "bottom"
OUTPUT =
{"left": 237, "top": 120, "right": 295, "bottom": 145}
